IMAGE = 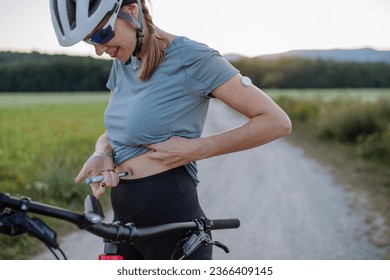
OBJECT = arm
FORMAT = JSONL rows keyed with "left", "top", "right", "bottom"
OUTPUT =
{"left": 195, "top": 73, "right": 292, "bottom": 158}
{"left": 74, "top": 93, "right": 118, "bottom": 198}
{"left": 147, "top": 73, "right": 292, "bottom": 166}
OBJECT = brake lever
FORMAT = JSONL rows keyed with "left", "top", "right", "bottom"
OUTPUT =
{"left": 212, "top": 240, "right": 230, "bottom": 253}
{"left": 178, "top": 231, "right": 231, "bottom": 259}
{"left": 180, "top": 232, "right": 210, "bottom": 258}
{"left": 1, "top": 210, "right": 59, "bottom": 249}
{"left": 0, "top": 210, "right": 26, "bottom": 236}
{"left": 24, "top": 216, "right": 59, "bottom": 249}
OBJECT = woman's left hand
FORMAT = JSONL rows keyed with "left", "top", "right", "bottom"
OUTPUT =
{"left": 146, "top": 136, "right": 198, "bottom": 167}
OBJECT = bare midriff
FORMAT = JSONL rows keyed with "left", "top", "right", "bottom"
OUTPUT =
{"left": 114, "top": 152, "right": 173, "bottom": 180}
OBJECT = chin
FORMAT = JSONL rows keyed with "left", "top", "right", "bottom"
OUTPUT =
{"left": 117, "top": 52, "right": 131, "bottom": 63}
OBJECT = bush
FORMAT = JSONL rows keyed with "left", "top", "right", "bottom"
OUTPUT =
{"left": 275, "top": 96, "right": 320, "bottom": 123}
{"left": 276, "top": 93, "right": 390, "bottom": 166}
{"left": 318, "top": 100, "right": 386, "bottom": 143}
{"left": 358, "top": 126, "right": 390, "bottom": 164}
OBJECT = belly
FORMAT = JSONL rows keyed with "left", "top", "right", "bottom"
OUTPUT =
{"left": 114, "top": 151, "right": 173, "bottom": 180}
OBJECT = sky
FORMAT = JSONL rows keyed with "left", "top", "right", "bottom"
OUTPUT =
{"left": 0, "top": 0, "right": 389, "bottom": 58}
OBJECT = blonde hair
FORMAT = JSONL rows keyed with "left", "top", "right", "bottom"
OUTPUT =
{"left": 138, "top": 0, "right": 169, "bottom": 81}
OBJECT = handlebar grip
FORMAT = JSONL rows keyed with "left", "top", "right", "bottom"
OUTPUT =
{"left": 211, "top": 218, "right": 240, "bottom": 230}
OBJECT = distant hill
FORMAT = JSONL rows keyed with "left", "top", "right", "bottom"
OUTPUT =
{"left": 225, "top": 48, "right": 390, "bottom": 64}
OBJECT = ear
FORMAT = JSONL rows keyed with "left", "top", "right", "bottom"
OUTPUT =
{"left": 121, "top": 3, "right": 139, "bottom": 20}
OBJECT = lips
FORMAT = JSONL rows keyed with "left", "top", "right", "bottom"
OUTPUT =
{"left": 109, "top": 47, "right": 119, "bottom": 58}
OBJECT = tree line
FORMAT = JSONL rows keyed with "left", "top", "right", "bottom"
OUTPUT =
{"left": 0, "top": 51, "right": 111, "bottom": 92}
{"left": 1, "top": 51, "right": 389, "bottom": 92}
{"left": 233, "top": 57, "right": 390, "bottom": 88}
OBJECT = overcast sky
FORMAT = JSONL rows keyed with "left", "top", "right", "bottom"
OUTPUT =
{"left": 1, "top": 0, "right": 389, "bottom": 58}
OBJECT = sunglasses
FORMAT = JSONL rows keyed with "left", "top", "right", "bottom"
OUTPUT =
{"left": 83, "top": 3, "right": 121, "bottom": 46}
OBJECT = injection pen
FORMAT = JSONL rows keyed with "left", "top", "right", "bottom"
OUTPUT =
{"left": 85, "top": 171, "right": 130, "bottom": 184}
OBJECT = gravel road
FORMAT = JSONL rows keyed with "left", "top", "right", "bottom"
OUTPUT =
{"left": 32, "top": 100, "right": 389, "bottom": 260}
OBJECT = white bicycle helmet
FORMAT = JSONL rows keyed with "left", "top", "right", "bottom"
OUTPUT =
{"left": 50, "top": 0, "right": 123, "bottom": 47}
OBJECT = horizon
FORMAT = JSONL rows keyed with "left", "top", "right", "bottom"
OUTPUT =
{"left": 2, "top": 46, "right": 389, "bottom": 60}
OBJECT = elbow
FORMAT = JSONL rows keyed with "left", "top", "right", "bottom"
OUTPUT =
{"left": 281, "top": 114, "right": 293, "bottom": 136}
{"left": 274, "top": 113, "right": 292, "bottom": 138}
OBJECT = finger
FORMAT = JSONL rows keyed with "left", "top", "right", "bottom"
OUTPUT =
{"left": 102, "top": 171, "right": 110, "bottom": 186}
{"left": 74, "top": 168, "right": 88, "bottom": 183}
{"left": 145, "top": 143, "right": 158, "bottom": 150}
{"left": 112, "top": 171, "right": 120, "bottom": 186}
{"left": 107, "top": 170, "right": 118, "bottom": 187}
{"left": 148, "top": 151, "right": 164, "bottom": 160}
{"left": 90, "top": 183, "right": 99, "bottom": 195}
{"left": 93, "top": 182, "right": 106, "bottom": 199}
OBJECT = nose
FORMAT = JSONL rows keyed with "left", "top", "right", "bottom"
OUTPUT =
{"left": 94, "top": 45, "right": 107, "bottom": 56}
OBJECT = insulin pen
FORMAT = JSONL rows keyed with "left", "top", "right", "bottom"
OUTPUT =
{"left": 85, "top": 171, "right": 130, "bottom": 184}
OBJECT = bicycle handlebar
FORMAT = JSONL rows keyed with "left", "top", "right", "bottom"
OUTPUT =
{"left": 0, "top": 192, "right": 240, "bottom": 243}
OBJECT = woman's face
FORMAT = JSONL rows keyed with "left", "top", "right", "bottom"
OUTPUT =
{"left": 85, "top": 6, "right": 139, "bottom": 62}
{"left": 93, "top": 17, "right": 137, "bottom": 62}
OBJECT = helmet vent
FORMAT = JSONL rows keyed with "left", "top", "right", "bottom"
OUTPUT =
{"left": 66, "top": 0, "right": 76, "bottom": 30}
{"left": 52, "top": 0, "right": 65, "bottom": 36}
{"left": 89, "top": 0, "right": 102, "bottom": 17}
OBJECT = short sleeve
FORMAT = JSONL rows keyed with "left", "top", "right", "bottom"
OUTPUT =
{"left": 183, "top": 42, "right": 239, "bottom": 98}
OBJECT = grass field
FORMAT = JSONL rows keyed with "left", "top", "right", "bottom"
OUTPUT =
{"left": 0, "top": 89, "right": 389, "bottom": 259}
{"left": 1, "top": 88, "right": 389, "bottom": 107}
{"left": 0, "top": 92, "right": 111, "bottom": 259}
{"left": 266, "top": 88, "right": 390, "bottom": 102}
{"left": 0, "top": 92, "right": 109, "bottom": 107}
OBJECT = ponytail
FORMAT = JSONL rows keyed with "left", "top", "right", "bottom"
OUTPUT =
{"left": 139, "top": 1, "right": 169, "bottom": 81}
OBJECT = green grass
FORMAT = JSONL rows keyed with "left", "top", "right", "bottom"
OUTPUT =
{"left": 0, "top": 92, "right": 109, "bottom": 108}
{"left": 0, "top": 92, "right": 109, "bottom": 259}
{"left": 267, "top": 88, "right": 390, "bottom": 102}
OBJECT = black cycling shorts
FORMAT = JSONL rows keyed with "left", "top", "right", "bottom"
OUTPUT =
{"left": 110, "top": 166, "right": 212, "bottom": 260}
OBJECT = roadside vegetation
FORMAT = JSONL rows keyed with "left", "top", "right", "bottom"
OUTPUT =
{"left": 270, "top": 89, "right": 390, "bottom": 190}
{"left": 270, "top": 89, "right": 390, "bottom": 252}
{"left": 270, "top": 89, "right": 390, "bottom": 168}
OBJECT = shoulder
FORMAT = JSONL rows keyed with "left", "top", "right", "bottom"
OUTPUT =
{"left": 168, "top": 36, "right": 221, "bottom": 63}
{"left": 168, "top": 36, "right": 237, "bottom": 73}
{"left": 167, "top": 36, "right": 239, "bottom": 94}
{"left": 170, "top": 36, "right": 211, "bottom": 52}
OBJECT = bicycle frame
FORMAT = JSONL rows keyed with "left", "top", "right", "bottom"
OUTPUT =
{"left": 0, "top": 192, "right": 240, "bottom": 260}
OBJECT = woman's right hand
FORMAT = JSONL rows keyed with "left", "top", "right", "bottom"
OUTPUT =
{"left": 74, "top": 152, "right": 119, "bottom": 199}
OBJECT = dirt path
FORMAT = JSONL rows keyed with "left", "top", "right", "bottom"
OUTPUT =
{"left": 32, "top": 100, "right": 389, "bottom": 260}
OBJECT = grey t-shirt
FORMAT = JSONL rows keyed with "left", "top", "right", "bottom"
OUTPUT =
{"left": 105, "top": 36, "right": 239, "bottom": 183}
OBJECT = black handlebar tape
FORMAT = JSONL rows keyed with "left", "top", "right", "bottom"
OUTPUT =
{"left": 211, "top": 219, "right": 240, "bottom": 230}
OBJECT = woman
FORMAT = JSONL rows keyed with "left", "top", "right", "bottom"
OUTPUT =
{"left": 50, "top": 0, "right": 291, "bottom": 259}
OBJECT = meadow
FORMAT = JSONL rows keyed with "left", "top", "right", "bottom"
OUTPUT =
{"left": 0, "top": 89, "right": 389, "bottom": 259}
{"left": 0, "top": 93, "right": 109, "bottom": 259}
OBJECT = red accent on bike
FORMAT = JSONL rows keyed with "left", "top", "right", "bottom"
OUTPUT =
{"left": 98, "top": 254, "right": 124, "bottom": 260}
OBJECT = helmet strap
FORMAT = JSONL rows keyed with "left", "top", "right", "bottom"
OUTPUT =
{"left": 117, "top": 2, "right": 144, "bottom": 65}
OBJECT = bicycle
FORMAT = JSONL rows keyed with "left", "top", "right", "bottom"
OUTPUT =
{"left": 0, "top": 192, "right": 240, "bottom": 260}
